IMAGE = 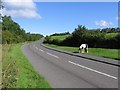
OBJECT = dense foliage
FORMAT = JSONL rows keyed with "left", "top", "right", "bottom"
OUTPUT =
{"left": 44, "top": 25, "right": 120, "bottom": 49}
{"left": 1, "top": 16, "right": 43, "bottom": 44}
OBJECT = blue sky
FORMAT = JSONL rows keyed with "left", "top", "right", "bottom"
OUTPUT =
{"left": 3, "top": 2, "right": 118, "bottom": 36}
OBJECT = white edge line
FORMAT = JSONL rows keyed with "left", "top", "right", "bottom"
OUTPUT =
{"left": 68, "top": 61, "right": 118, "bottom": 80}
{"left": 47, "top": 52, "right": 59, "bottom": 59}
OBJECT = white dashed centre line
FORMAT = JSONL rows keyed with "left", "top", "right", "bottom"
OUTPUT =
{"left": 35, "top": 47, "right": 38, "bottom": 50}
{"left": 47, "top": 52, "right": 59, "bottom": 59}
{"left": 68, "top": 61, "right": 118, "bottom": 80}
{"left": 34, "top": 46, "right": 44, "bottom": 52}
{"left": 39, "top": 49, "right": 44, "bottom": 52}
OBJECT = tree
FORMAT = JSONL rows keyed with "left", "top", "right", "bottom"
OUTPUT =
{"left": 2, "top": 16, "right": 43, "bottom": 44}
{"left": 72, "top": 25, "right": 88, "bottom": 46}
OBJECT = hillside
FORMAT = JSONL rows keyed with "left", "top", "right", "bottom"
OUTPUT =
{"left": 2, "top": 15, "right": 43, "bottom": 44}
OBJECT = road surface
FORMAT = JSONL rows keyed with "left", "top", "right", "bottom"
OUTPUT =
{"left": 22, "top": 41, "right": 119, "bottom": 89}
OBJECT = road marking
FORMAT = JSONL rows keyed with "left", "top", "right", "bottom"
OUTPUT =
{"left": 35, "top": 46, "right": 44, "bottom": 52}
{"left": 35, "top": 47, "right": 38, "bottom": 50}
{"left": 47, "top": 52, "right": 59, "bottom": 59}
{"left": 68, "top": 61, "right": 118, "bottom": 80}
{"left": 39, "top": 49, "right": 44, "bottom": 52}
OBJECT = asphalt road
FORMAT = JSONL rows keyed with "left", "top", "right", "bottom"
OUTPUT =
{"left": 22, "top": 41, "right": 118, "bottom": 88}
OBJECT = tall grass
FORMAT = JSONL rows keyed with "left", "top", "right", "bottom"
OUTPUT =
{"left": 2, "top": 43, "right": 51, "bottom": 88}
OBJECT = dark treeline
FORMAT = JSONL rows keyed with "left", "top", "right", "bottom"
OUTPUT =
{"left": 1, "top": 15, "right": 43, "bottom": 44}
{"left": 50, "top": 32, "right": 70, "bottom": 36}
{"left": 44, "top": 25, "right": 120, "bottom": 49}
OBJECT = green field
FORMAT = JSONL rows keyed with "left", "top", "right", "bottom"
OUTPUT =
{"left": 50, "top": 33, "right": 119, "bottom": 40}
{"left": 2, "top": 43, "right": 51, "bottom": 88}
{"left": 105, "top": 33, "right": 119, "bottom": 39}
{"left": 51, "top": 33, "right": 118, "bottom": 40}
{"left": 45, "top": 44, "right": 119, "bottom": 60}
{"left": 50, "top": 35, "right": 70, "bottom": 41}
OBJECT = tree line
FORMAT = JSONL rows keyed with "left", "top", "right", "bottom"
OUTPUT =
{"left": 44, "top": 25, "right": 120, "bottom": 49}
{"left": 50, "top": 32, "right": 70, "bottom": 36}
{"left": 1, "top": 15, "right": 43, "bottom": 44}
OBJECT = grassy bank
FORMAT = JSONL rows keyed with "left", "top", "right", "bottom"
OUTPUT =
{"left": 45, "top": 44, "right": 119, "bottom": 60}
{"left": 2, "top": 43, "right": 51, "bottom": 88}
{"left": 0, "top": 45, "right": 2, "bottom": 89}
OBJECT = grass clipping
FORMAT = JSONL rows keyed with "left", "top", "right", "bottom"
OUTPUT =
{"left": 2, "top": 43, "right": 51, "bottom": 88}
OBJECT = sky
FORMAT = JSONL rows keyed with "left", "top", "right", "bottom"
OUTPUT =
{"left": 2, "top": 0, "right": 118, "bottom": 36}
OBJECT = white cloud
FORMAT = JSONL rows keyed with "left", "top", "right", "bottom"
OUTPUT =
{"left": 2, "top": 0, "right": 41, "bottom": 19}
{"left": 95, "top": 20, "right": 113, "bottom": 27}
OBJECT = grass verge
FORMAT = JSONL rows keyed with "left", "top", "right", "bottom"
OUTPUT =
{"left": 0, "top": 45, "right": 2, "bottom": 89}
{"left": 2, "top": 43, "right": 51, "bottom": 88}
{"left": 45, "top": 44, "right": 119, "bottom": 60}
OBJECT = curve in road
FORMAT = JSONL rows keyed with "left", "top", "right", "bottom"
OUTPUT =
{"left": 22, "top": 41, "right": 118, "bottom": 88}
